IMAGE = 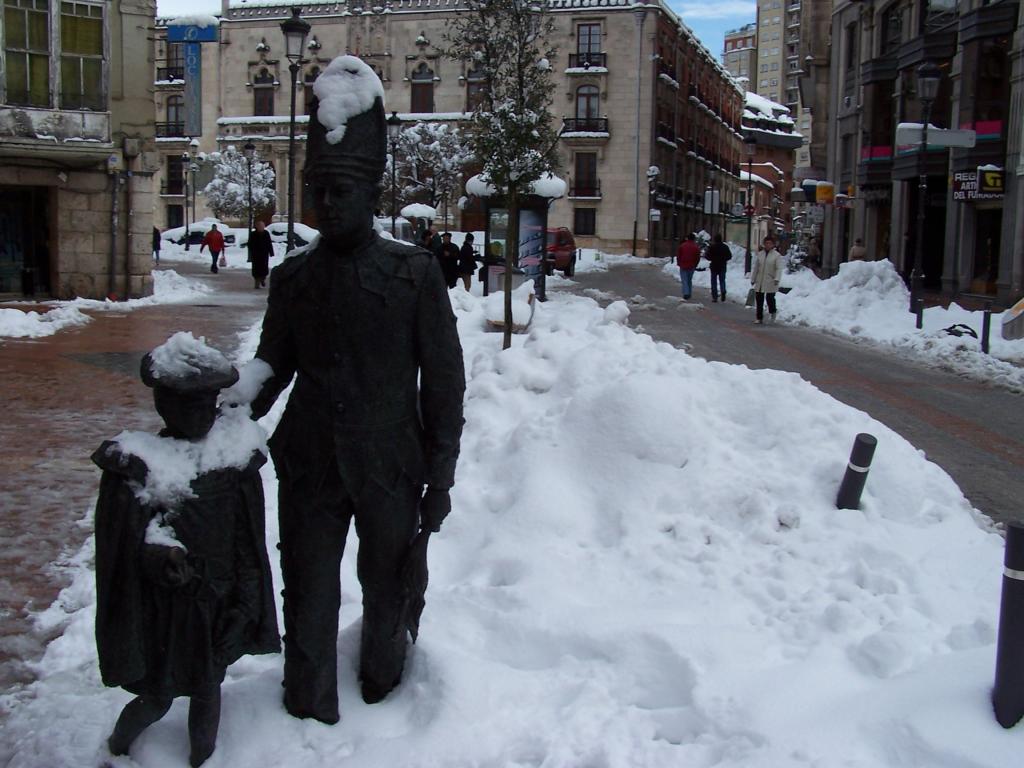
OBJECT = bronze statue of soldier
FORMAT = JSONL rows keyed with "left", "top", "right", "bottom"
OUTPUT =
{"left": 241, "top": 57, "right": 465, "bottom": 724}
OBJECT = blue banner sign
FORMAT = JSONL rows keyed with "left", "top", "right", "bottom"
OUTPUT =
{"left": 184, "top": 42, "right": 202, "bottom": 136}
{"left": 167, "top": 24, "right": 219, "bottom": 43}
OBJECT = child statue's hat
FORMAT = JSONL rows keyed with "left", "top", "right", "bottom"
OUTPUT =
{"left": 140, "top": 332, "right": 239, "bottom": 392}
{"left": 305, "top": 55, "right": 387, "bottom": 184}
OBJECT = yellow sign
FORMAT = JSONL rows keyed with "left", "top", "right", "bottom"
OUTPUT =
{"left": 816, "top": 182, "right": 834, "bottom": 205}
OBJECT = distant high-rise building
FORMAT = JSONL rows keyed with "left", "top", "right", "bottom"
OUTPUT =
{"left": 722, "top": 23, "right": 757, "bottom": 87}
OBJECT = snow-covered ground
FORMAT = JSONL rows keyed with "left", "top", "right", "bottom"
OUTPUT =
{"left": 0, "top": 270, "right": 212, "bottom": 339}
{"left": 665, "top": 249, "right": 1024, "bottom": 392}
{"left": 2, "top": 279, "right": 1019, "bottom": 766}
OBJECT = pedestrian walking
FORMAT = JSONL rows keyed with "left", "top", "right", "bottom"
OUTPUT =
{"left": 200, "top": 224, "right": 225, "bottom": 274}
{"left": 247, "top": 220, "right": 273, "bottom": 289}
{"left": 848, "top": 238, "right": 867, "bottom": 261}
{"left": 676, "top": 232, "right": 701, "bottom": 300}
{"left": 705, "top": 233, "right": 731, "bottom": 303}
{"left": 437, "top": 232, "right": 461, "bottom": 289}
{"left": 152, "top": 226, "right": 161, "bottom": 264}
{"left": 458, "top": 233, "right": 478, "bottom": 291}
{"left": 751, "top": 234, "right": 783, "bottom": 324}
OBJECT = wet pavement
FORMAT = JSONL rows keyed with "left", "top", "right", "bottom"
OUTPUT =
{"left": 0, "top": 261, "right": 267, "bottom": 694}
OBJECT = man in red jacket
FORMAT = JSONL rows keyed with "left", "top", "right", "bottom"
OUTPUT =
{"left": 675, "top": 232, "right": 701, "bottom": 300}
{"left": 200, "top": 225, "right": 226, "bottom": 274}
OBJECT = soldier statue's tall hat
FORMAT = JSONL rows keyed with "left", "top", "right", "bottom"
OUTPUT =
{"left": 305, "top": 55, "right": 388, "bottom": 184}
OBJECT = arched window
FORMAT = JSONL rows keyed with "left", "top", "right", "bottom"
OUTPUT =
{"left": 576, "top": 85, "right": 599, "bottom": 121}
{"left": 411, "top": 62, "right": 435, "bottom": 113}
{"left": 304, "top": 67, "right": 321, "bottom": 115}
{"left": 254, "top": 68, "right": 275, "bottom": 116}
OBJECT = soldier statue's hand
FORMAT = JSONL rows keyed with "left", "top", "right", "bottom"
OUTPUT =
{"left": 419, "top": 488, "right": 451, "bottom": 533}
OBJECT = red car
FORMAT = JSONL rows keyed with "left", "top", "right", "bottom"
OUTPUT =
{"left": 521, "top": 227, "right": 578, "bottom": 277}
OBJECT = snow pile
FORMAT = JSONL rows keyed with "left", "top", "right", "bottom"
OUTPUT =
{"left": 401, "top": 203, "right": 437, "bottom": 220}
{"left": 108, "top": 405, "right": 267, "bottom": 506}
{"left": 3, "top": 283, "right": 1019, "bottom": 767}
{"left": 482, "top": 279, "right": 536, "bottom": 327}
{"left": 0, "top": 305, "right": 90, "bottom": 339}
{"left": 166, "top": 14, "right": 219, "bottom": 28}
{"left": 312, "top": 55, "right": 384, "bottom": 144}
{"left": 147, "top": 331, "right": 233, "bottom": 385}
{"left": 0, "top": 271, "right": 211, "bottom": 339}
{"left": 464, "top": 172, "right": 567, "bottom": 199}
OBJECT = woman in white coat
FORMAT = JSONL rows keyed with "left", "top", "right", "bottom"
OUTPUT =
{"left": 750, "top": 234, "right": 783, "bottom": 324}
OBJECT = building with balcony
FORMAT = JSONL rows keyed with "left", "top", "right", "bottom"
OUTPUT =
{"left": 152, "top": 0, "right": 743, "bottom": 256}
{"left": 822, "top": 0, "right": 1021, "bottom": 305}
{"left": 1, "top": 0, "right": 157, "bottom": 299}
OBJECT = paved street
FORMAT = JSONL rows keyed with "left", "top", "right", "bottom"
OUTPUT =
{"left": 559, "top": 261, "right": 1024, "bottom": 530}
{"left": 0, "top": 261, "right": 267, "bottom": 693}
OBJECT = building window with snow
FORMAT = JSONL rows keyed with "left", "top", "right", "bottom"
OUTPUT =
{"left": 4, "top": 0, "right": 51, "bottom": 107}
{"left": 59, "top": 1, "right": 104, "bottom": 110}
{"left": 410, "top": 62, "right": 435, "bottom": 113}
{"left": 253, "top": 67, "right": 275, "bottom": 116}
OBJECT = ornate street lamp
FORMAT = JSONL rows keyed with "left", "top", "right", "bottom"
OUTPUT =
{"left": 744, "top": 136, "right": 757, "bottom": 274}
{"left": 387, "top": 110, "right": 402, "bottom": 235}
{"left": 910, "top": 61, "right": 942, "bottom": 313}
{"left": 244, "top": 141, "right": 256, "bottom": 240}
{"left": 280, "top": 7, "right": 310, "bottom": 252}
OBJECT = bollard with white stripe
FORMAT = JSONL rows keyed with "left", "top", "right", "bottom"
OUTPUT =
{"left": 835, "top": 433, "right": 877, "bottom": 510}
{"left": 993, "top": 523, "right": 1024, "bottom": 728}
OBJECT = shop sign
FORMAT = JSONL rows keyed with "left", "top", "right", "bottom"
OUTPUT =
{"left": 815, "top": 182, "right": 834, "bottom": 205}
{"left": 952, "top": 170, "right": 1004, "bottom": 202}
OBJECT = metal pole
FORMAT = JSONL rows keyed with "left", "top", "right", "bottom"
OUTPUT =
{"left": 632, "top": 9, "right": 645, "bottom": 258}
{"left": 910, "top": 100, "right": 930, "bottom": 313}
{"left": 982, "top": 300, "right": 992, "bottom": 354}
{"left": 247, "top": 156, "right": 253, "bottom": 239}
{"left": 390, "top": 134, "right": 397, "bottom": 235}
{"left": 287, "top": 60, "right": 300, "bottom": 252}
{"left": 745, "top": 155, "right": 754, "bottom": 274}
{"left": 183, "top": 155, "right": 190, "bottom": 251}
{"left": 994, "top": 523, "right": 1024, "bottom": 728}
{"left": 836, "top": 433, "right": 877, "bottom": 510}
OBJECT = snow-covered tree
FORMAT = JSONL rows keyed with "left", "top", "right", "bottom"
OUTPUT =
{"left": 387, "top": 121, "right": 474, "bottom": 221}
{"left": 202, "top": 145, "right": 276, "bottom": 223}
{"left": 443, "top": 0, "right": 561, "bottom": 349}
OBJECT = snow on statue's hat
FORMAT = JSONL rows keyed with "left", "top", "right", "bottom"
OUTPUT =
{"left": 306, "top": 55, "right": 387, "bottom": 183}
{"left": 140, "top": 331, "right": 239, "bottom": 392}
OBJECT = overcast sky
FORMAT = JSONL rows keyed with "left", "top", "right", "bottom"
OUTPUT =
{"left": 156, "top": 0, "right": 755, "bottom": 65}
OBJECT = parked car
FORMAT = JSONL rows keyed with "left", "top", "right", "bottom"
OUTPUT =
{"left": 265, "top": 222, "right": 312, "bottom": 248}
{"left": 519, "top": 227, "right": 577, "bottom": 278}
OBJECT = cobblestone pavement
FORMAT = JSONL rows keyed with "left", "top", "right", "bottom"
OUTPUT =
{"left": 0, "top": 261, "right": 267, "bottom": 695}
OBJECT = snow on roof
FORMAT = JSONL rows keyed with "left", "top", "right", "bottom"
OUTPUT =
{"left": 745, "top": 91, "right": 791, "bottom": 118}
{"left": 312, "top": 55, "right": 385, "bottom": 144}
{"left": 166, "top": 14, "right": 220, "bottom": 27}
{"left": 740, "top": 170, "right": 773, "bottom": 189}
{"left": 466, "top": 172, "right": 566, "bottom": 199}
{"left": 401, "top": 203, "right": 437, "bottom": 219}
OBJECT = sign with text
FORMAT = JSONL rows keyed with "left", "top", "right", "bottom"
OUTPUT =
{"left": 952, "top": 170, "right": 1004, "bottom": 202}
{"left": 168, "top": 24, "right": 219, "bottom": 137}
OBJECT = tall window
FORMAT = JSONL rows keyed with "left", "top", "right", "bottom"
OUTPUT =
{"left": 466, "top": 62, "right": 486, "bottom": 111}
{"left": 577, "top": 23, "right": 601, "bottom": 55}
{"left": 60, "top": 1, "right": 104, "bottom": 110}
{"left": 303, "top": 66, "right": 320, "bottom": 115}
{"left": 166, "top": 155, "right": 185, "bottom": 195}
{"left": 4, "top": 0, "right": 50, "bottom": 107}
{"left": 576, "top": 85, "right": 599, "bottom": 119}
{"left": 254, "top": 67, "right": 275, "bottom": 116}
{"left": 410, "top": 62, "right": 435, "bottom": 113}
{"left": 166, "top": 94, "right": 183, "bottom": 125}
{"left": 574, "top": 152, "right": 598, "bottom": 197}
{"left": 573, "top": 208, "right": 596, "bottom": 236}
{"left": 881, "top": 5, "right": 902, "bottom": 57}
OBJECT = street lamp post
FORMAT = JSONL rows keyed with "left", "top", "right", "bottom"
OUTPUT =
{"left": 181, "top": 150, "right": 191, "bottom": 251}
{"left": 646, "top": 165, "right": 659, "bottom": 260}
{"left": 244, "top": 141, "right": 256, "bottom": 241}
{"left": 188, "top": 138, "right": 199, "bottom": 247}
{"left": 631, "top": 5, "right": 646, "bottom": 258}
{"left": 744, "top": 136, "right": 756, "bottom": 274}
{"left": 280, "top": 7, "right": 310, "bottom": 253}
{"left": 910, "top": 61, "right": 941, "bottom": 313}
{"left": 387, "top": 111, "right": 402, "bottom": 235}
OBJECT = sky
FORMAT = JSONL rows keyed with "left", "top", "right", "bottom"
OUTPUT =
{"left": 156, "top": 0, "right": 756, "bottom": 62}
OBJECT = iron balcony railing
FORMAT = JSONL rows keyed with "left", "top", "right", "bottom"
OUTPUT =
{"left": 569, "top": 180, "right": 602, "bottom": 197}
{"left": 156, "top": 62, "right": 185, "bottom": 81}
{"left": 155, "top": 121, "right": 186, "bottom": 138}
{"left": 568, "top": 52, "right": 607, "bottom": 69}
{"left": 563, "top": 117, "right": 609, "bottom": 133}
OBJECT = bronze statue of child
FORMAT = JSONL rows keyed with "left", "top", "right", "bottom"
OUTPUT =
{"left": 91, "top": 333, "right": 279, "bottom": 767}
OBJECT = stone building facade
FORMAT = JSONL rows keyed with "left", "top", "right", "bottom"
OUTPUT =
{"left": 723, "top": 23, "right": 756, "bottom": 86}
{"left": 822, "top": 0, "right": 1021, "bottom": 305}
{"left": 153, "top": 0, "right": 744, "bottom": 256}
{"left": 1, "top": 0, "right": 157, "bottom": 299}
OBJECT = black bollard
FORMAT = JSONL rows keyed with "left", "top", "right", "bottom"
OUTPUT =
{"left": 993, "top": 523, "right": 1024, "bottom": 728}
{"left": 835, "top": 433, "right": 877, "bottom": 510}
{"left": 982, "top": 301, "right": 992, "bottom": 355}
{"left": 915, "top": 299, "right": 925, "bottom": 330}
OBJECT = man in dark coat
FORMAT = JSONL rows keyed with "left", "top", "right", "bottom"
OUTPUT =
{"left": 437, "top": 231, "right": 461, "bottom": 288}
{"left": 247, "top": 220, "right": 273, "bottom": 288}
{"left": 705, "top": 233, "right": 732, "bottom": 303}
{"left": 241, "top": 56, "right": 465, "bottom": 725}
{"left": 93, "top": 337, "right": 278, "bottom": 767}
{"left": 458, "top": 232, "right": 478, "bottom": 291}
